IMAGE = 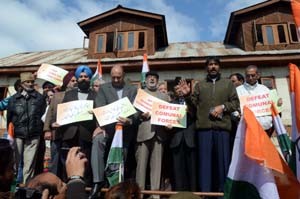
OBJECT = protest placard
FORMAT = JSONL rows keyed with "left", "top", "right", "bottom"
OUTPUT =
{"left": 239, "top": 92, "right": 272, "bottom": 116}
{"left": 133, "top": 88, "right": 168, "bottom": 114}
{"left": 57, "top": 100, "right": 94, "bottom": 125}
{"left": 151, "top": 102, "right": 187, "bottom": 128}
{"left": 37, "top": 63, "right": 68, "bottom": 86}
{"left": 93, "top": 97, "right": 137, "bottom": 127}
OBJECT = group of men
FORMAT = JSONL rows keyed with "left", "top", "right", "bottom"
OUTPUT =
{"left": 5, "top": 56, "right": 278, "bottom": 198}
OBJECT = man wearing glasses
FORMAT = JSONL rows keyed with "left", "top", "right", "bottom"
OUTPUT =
{"left": 236, "top": 65, "right": 273, "bottom": 136}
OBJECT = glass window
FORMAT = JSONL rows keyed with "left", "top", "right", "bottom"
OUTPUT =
{"left": 106, "top": 32, "right": 114, "bottom": 52}
{"left": 266, "top": 26, "right": 274, "bottom": 45}
{"left": 277, "top": 25, "right": 286, "bottom": 43}
{"left": 289, "top": 23, "right": 299, "bottom": 43}
{"left": 138, "top": 32, "right": 145, "bottom": 49}
{"left": 117, "top": 33, "right": 124, "bottom": 50}
{"left": 96, "top": 35, "right": 104, "bottom": 52}
{"left": 128, "top": 32, "right": 134, "bottom": 49}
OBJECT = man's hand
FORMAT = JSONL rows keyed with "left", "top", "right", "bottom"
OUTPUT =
{"left": 141, "top": 112, "right": 150, "bottom": 121}
{"left": 210, "top": 105, "right": 224, "bottom": 118}
{"left": 51, "top": 122, "right": 60, "bottom": 129}
{"left": 66, "top": 147, "right": 87, "bottom": 178}
{"left": 92, "top": 127, "right": 105, "bottom": 138}
{"left": 176, "top": 79, "right": 191, "bottom": 96}
{"left": 117, "top": 116, "right": 132, "bottom": 126}
{"left": 44, "top": 131, "right": 52, "bottom": 140}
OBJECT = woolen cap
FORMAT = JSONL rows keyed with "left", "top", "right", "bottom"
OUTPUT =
{"left": 145, "top": 71, "right": 159, "bottom": 79}
{"left": 20, "top": 72, "right": 35, "bottom": 83}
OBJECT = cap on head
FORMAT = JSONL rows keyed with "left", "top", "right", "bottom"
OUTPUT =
{"left": 75, "top": 65, "right": 93, "bottom": 79}
{"left": 145, "top": 71, "right": 159, "bottom": 79}
{"left": 63, "top": 71, "right": 75, "bottom": 87}
{"left": 20, "top": 72, "right": 34, "bottom": 83}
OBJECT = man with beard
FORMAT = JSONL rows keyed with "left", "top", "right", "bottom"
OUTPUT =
{"left": 89, "top": 65, "right": 138, "bottom": 199}
{"left": 135, "top": 71, "right": 169, "bottom": 198}
{"left": 7, "top": 72, "right": 46, "bottom": 184}
{"left": 176, "top": 57, "right": 239, "bottom": 193}
{"left": 59, "top": 65, "right": 97, "bottom": 185}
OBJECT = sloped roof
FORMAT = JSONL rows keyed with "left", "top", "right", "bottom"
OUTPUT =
{"left": 1, "top": 42, "right": 300, "bottom": 68}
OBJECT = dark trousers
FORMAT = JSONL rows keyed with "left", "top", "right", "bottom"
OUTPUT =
{"left": 171, "top": 140, "right": 197, "bottom": 191}
{"left": 49, "top": 139, "right": 64, "bottom": 179}
{"left": 197, "top": 130, "right": 231, "bottom": 193}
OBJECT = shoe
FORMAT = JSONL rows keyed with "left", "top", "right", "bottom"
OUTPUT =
{"left": 88, "top": 182, "right": 104, "bottom": 199}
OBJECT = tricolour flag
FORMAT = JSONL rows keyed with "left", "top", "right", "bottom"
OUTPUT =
{"left": 91, "top": 59, "right": 103, "bottom": 83}
{"left": 7, "top": 122, "right": 14, "bottom": 145}
{"left": 271, "top": 102, "right": 291, "bottom": 162}
{"left": 289, "top": 63, "right": 300, "bottom": 182}
{"left": 291, "top": 0, "right": 300, "bottom": 37}
{"left": 141, "top": 54, "right": 149, "bottom": 88}
{"left": 224, "top": 106, "right": 300, "bottom": 199}
{"left": 105, "top": 124, "right": 124, "bottom": 187}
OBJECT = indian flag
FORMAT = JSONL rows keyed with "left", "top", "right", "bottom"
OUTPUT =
{"left": 105, "top": 124, "right": 124, "bottom": 187}
{"left": 224, "top": 106, "right": 300, "bottom": 199}
{"left": 141, "top": 54, "right": 149, "bottom": 88}
{"left": 289, "top": 63, "right": 300, "bottom": 182}
{"left": 271, "top": 102, "right": 291, "bottom": 162}
{"left": 7, "top": 122, "right": 14, "bottom": 145}
{"left": 291, "top": 0, "right": 300, "bottom": 37}
{"left": 91, "top": 59, "right": 103, "bottom": 83}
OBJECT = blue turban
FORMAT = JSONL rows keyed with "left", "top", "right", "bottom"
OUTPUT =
{"left": 75, "top": 65, "right": 93, "bottom": 79}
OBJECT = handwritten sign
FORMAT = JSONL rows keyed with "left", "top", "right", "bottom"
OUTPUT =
{"left": 37, "top": 63, "right": 69, "bottom": 86}
{"left": 151, "top": 102, "right": 187, "bottom": 128}
{"left": 133, "top": 89, "right": 168, "bottom": 114}
{"left": 57, "top": 100, "right": 94, "bottom": 125}
{"left": 93, "top": 97, "right": 137, "bottom": 127}
{"left": 239, "top": 92, "right": 272, "bottom": 116}
{"left": 270, "top": 89, "right": 282, "bottom": 113}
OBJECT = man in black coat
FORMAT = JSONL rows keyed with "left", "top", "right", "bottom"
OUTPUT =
{"left": 7, "top": 72, "right": 46, "bottom": 184}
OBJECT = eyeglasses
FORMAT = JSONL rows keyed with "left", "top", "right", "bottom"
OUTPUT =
{"left": 246, "top": 74, "right": 257, "bottom": 78}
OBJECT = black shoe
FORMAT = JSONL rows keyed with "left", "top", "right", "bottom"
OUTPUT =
{"left": 89, "top": 182, "right": 104, "bottom": 199}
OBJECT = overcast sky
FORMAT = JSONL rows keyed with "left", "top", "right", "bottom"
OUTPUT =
{"left": 0, "top": 0, "right": 265, "bottom": 58}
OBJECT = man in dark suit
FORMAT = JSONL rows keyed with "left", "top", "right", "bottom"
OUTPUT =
{"left": 90, "top": 65, "right": 138, "bottom": 199}
{"left": 170, "top": 77, "right": 197, "bottom": 191}
{"left": 59, "top": 65, "right": 97, "bottom": 185}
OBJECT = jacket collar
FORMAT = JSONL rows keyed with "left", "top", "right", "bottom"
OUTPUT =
{"left": 206, "top": 73, "right": 221, "bottom": 82}
{"left": 15, "top": 90, "right": 38, "bottom": 99}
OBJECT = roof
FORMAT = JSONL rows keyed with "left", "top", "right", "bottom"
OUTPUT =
{"left": 224, "top": 0, "right": 290, "bottom": 43}
{"left": 1, "top": 42, "right": 300, "bottom": 68}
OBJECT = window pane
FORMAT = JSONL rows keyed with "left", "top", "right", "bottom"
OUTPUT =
{"left": 266, "top": 26, "right": 274, "bottom": 45}
{"left": 289, "top": 23, "right": 299, "bottom": 42}
{"left": 128, "top": 32, "right": 134, "bottom": 49}
{"left": 256, "top": 24, "right": 263, "bottom": 43}
{"left": 106, "top": 32, "right": 114, "bottom": 52}
{"left": 277, "top": 25, "right": 286, "bottom": 43}
{"left": 97, "top": 35, "right": 104, "bottom": 52}
{"left": 117, "top": 33, "right": 124, "bottom": 50}
{"left": 138, "top": 32, "right": 145, "bottom": 49}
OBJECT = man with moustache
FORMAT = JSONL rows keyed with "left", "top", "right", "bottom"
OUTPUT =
{"left": 59, "top": 65, "right": 97, "bottom": 185}
{"left": 90, "top": 65, "right": 138, "bottom": 199}
{"left": 176, "top": 57, "right": 239, "bottom": 193}
{"left": 7, "top": 72, "right": 46, "bottom": 184}
{"left": 135, "top": 71, "right": 169, "bottom": 197}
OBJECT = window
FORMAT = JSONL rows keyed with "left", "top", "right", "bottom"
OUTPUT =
{"left": 255, "top": 23, "right": 294, "bottom": 45}
{"left": 260, "top": 77, "right": 276, "bottom": 89}
{"left": 95, "top": 31, "right": 146, "bottom": 53}
{"left": 96, "top": 35, "right": 104, "bottom": 53}
{"left": 288, "top": 23, "right": 300, "bottom": 43}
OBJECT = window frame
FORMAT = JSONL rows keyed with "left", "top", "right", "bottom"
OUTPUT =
{"left": 288, "top": 22, "right": 300, "bottom": 44}
{"left": 261, "top": 24, "right": 289, "bottom": 45}
{"left": 260, "top": 76, "right": 276, "bottom": 89}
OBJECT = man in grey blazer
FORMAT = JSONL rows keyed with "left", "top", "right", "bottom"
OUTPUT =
{"left": 135, "top": 71, "right": 169, "bottom": 198}
{"left": 90, "top": 65, "right": 138, "bottom": 199}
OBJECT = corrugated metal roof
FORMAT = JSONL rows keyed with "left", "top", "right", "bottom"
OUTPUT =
{"left": 1, "top": 41, "right": 300, "bottom": 67}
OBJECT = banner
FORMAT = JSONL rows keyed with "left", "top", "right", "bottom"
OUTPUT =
{"left": 151, "top": 102, "right": 187, "bottom": 128}
{"left": 57, "top": 100, "right": 93, "bottom": 125}
{"left": 37, "top": 63, "right": 68, "bottom": 86}
{"left": 93, "top": 97, "right": 137, "bottom": 127}
{"left": 239, "top": 92, "right": 272, "bottom": 116}
{"left": 133, "top": 88, "right": 167, "bottom": 114}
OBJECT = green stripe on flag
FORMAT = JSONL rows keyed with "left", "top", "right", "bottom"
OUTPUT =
{"left": 224, "top": 178, "right": 261, "bottom": 199}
